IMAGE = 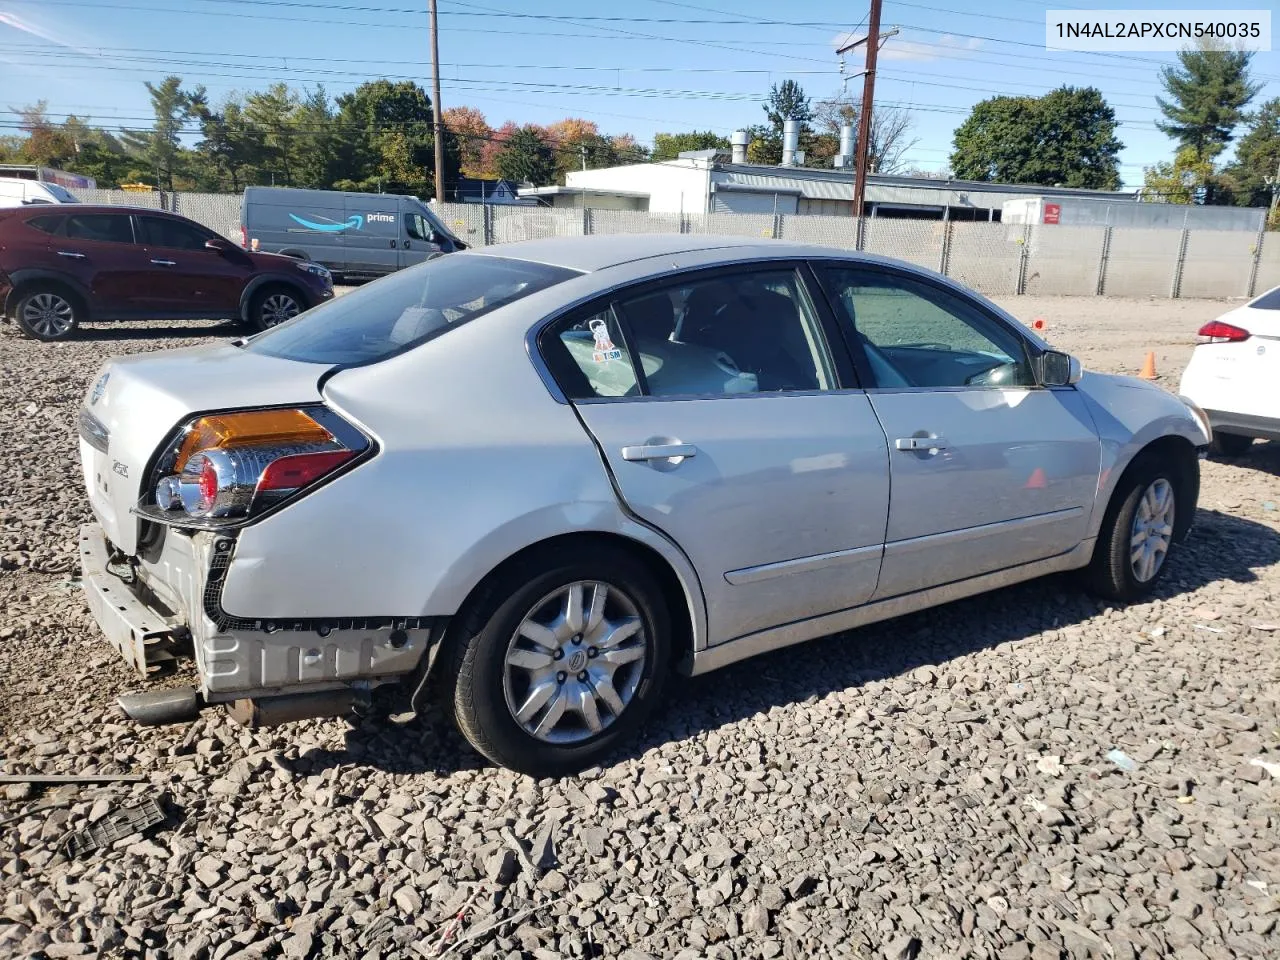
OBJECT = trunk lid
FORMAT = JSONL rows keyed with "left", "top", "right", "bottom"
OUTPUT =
{"left": 1238, "top": 302, "right": 1280, "bottom": 340}
{"left": 81, "top": 341, "right": 328, "bottom": 554}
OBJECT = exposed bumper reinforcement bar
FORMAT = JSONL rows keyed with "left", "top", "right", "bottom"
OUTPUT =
{"left": 118, "top": 685, "right": 366, "bottom": 727}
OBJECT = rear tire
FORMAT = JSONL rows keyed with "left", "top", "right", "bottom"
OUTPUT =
{"left": 1210, "top": 431, "right": 1253, "bottom": 458}
{"left": 247, "top": 285, "right": 304, "bottom": 332}
{"left": 13, "top": 285, "right": 81, "bottom": 342}
{"left": 441, "top": 544, "right": 671, "bottom": 777}
{"left": 1085, "top": 456, "right": 1180, "bottom": 602}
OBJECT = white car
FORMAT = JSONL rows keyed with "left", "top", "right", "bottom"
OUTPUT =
{"left": 1179, "top": 285, "right": 1280, "bottom": 457}
{"left": 78, "top": 235, "right": 1211, "bottom": 775}
{"left": 0, "top": 176, "right": 80, "bottom": 208}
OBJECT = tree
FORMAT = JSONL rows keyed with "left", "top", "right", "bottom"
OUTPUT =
{"left": 1221, "top": 97, "right": 1280, "bottom": 210}
{"left": 950, "top": 86, "right": 1122, "bottom": 189}
{"left": 61, "top": 117, "right": 130, "bottom": 187}
{"left": 1156, "top": 43, "right": 1261, "bottom": 161}
{"left": 244, "top": 83, "right": 301, "bottom": 186}
{"left": 763, "top": 79, "right": 812, "bottom": 129}
{"left": 443, "top": 106, "right": 493, "bottom": 177}
{"left": 495, "top": 125, "right": 554, "bottom": 185}
{"left": 810, "top": 92, "right": 917, "bottom": 174}
{"left": 333, "top": 80, "right": 458, "bottom": 194}
{"left": 119, "top": 77, "right": 202, "bottom": 190}
{"left": 193, "top": 95, "right": 262, "bottom": 191}
{"left": 651, "top": 131, "right": 728, "bottom": 162}
{"left": 10, "top": 101, "right": 76, "bottom": 167}
{"left": 1142, "top": 146, "right": 1217, "bottom": 204}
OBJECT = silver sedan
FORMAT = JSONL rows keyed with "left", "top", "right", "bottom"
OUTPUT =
{"left": 77, "top": 235, "right": 1211, "bottom": 775}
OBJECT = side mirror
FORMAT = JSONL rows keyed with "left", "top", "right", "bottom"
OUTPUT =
{"left": 205, "top": 239, "right": 227, "bottom": 253}
{"left": 1039, "top": 350, "right": 1082, "bottom": 387}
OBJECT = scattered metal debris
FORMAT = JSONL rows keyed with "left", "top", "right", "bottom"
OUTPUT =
{"left": 62, "top": 795, "right": 168, "bottom": 859}
{"left": 437, "top": 896, "right": 567, "bottom": 958}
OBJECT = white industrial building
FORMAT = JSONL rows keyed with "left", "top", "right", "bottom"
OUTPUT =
{"left": 520, "top": 125, "right": 1268, "bottom": 231}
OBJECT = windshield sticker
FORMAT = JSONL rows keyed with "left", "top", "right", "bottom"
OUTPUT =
{"left": 589, "top": 318, "right": 622, "bottom": 363}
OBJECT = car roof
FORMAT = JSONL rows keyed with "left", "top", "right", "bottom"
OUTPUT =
{"left": 11, "top": 203, "right": 177, "bottom": 216}
{"left": 469, "top": 233, "right": 870, "bottom": 273}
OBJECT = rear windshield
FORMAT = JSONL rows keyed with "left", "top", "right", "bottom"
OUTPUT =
{"left": 1249, "top": 286, "right": 1280, "bottom": 310}
{"left": 245, "top": 254, "right": 578, "bottom": 365}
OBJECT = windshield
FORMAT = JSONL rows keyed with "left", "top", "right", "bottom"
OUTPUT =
{"left": 245, "top": 254, "right": 579, "bottom": 365}
{"left": 43, "top": 184, "right": 78, "bottom": 203}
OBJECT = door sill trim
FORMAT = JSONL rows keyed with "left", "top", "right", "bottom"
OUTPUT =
{"left": 684, "top": 538, "right": 1094, "bottom": 677}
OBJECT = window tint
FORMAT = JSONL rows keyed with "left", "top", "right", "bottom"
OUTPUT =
{"left": 25, "top": 215, "right": 63, "bottom": 235}
{"left": 65, "top": 214, "right": 134, "bottom": 245}
{"left": 246, "top": 254, "right": 577, "bottom": 365}
{"left": 543, "top": 269, "right": 837, "bottom": 399}
{"left": 139, "top": 216, "right": 212, "bottom": 250}
{"left": 43, "top": 184, "right": 78, "bottom": 203}
{"left": 405, "top": 213, "right": 432, "bottom": 241}
{"left": 1249, "top": 286, "right": 1280, "bottom": 310}
{"left": 822, "top": 267, "right": 1035, "bottom": 389}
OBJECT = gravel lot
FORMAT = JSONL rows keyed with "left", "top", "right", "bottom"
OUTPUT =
{"left": 3, "top": 295, "right": 1280, "bottom": 960}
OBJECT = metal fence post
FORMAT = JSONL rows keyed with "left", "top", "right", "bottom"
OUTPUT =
{"left": 1095, "top": 226, "right": 1112, "bottom": 296}
{"left": 1015, "top": 223, "right": 1031, "bottom": 295}
{"left": 583, "top": 206, "right": 592, "bottom": 236}
{"left": 483, "top": 204, "right": 494, "bottom": 246}
{"left": 938, "top": 220, "right": 953, "bottom": 277}
{"left": 856, "top": 216, "right": 866, "bottom": 252}
{"left": 1170, "top": 228, "right": 1189, "bottom": 299}
{"left": 1247, "top": 230, "right": 1265, "bottom": 297}
{"left": 772, "top": 214, "right": 782, "bottom": 240}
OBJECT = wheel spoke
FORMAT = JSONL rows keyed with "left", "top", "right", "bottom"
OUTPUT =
{"left": 1131, "top": 544, "right": 1146, "bottom": 566}
{"left": 592, "top": 673, "right": 625, "bottom": 716}
{"left": 564, "top": 583, "right": 586, "bottom": 634}
{"left": 599, "top": 644, "right": 644, "bottom": 667}
{"left": 518, "top": 619, "right": 558, "bottom": 652}
{"left": 1131, "top": 528, "right": 1148, "bottom": 547}
{"left": 597, "top": 616, "right": 641, "bottom": 650}
{"left": 532, "top": 692, "right": 567, "bottom": 738}
{"left": 507, "top": 648, "right": 554, "bottom": 671}
{"left": 586, "top": 584, "right": 608, "bottom": 633}
{"left": 574, "top": 683, "right": 602, "bottom": 733}
{"left": 515, "top": 679, "right": 557, "bottom": 723}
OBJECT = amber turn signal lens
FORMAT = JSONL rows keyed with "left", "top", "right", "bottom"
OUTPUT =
{"left": 174, "top": 409, "right": 332, "bottom": 472}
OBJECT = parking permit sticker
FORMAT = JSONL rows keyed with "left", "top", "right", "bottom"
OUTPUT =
{"left": 589, "top": 318, "right": 622, "bottom": 363}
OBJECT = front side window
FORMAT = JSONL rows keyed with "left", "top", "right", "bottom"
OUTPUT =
{"left": 43, "top": 184, "right": 78, "bottom": 203}
{"left": 138, "top": 216, "right": 213, "bottom": 250}
{"left": 544, "top": 268, "right": 838, "bottom": 400}
{"left": 65, "top": 214, "right": 134, "bottom": 244}
{"left": 246, "top": 254, "right": 577, "bottom": 366}
{"left": 821, "top": 266, "right": 1035, "bottom": 389}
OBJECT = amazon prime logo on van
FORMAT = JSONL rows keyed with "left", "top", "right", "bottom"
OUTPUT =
{"left": 288, "top": 212, "right": 396, "bottom": 232}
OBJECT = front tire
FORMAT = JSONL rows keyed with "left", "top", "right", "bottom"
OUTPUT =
{"left": 1085, "top": 457, "right": 1179, "bottom": 602}
{"left": 1210, "top": 431, "right": 1253, "bottom": 458}
{"left": 442, "top": 545, "right": 671, "bottom": 777}
{"left": 14, "top": 286, "right": 81, "bottom": 341}
{"left": 248, "top": 285, "right": 303, "bottom": 332}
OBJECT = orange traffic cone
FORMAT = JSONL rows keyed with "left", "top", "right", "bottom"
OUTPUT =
{"left": 1139, "top": 352, "right": 1157, "bottom": 380}
{"left": 1025, "top": 467, "right": 1048, "bottom": 489}
{"left": 1031, "top": 317, "right": 1047, "bottom": 331}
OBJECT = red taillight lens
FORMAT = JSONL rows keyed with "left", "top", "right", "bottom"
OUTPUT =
{"left": 240, "top": 225, "right": 247, "bottom": 249}
{"left": 198, "top": 458, "right": 218, "bottom": 509}
{"left": 258, "top": 450, "right": 355, "bottom": 493}
{"left": 1197, "top": 320, "right": 1250, "bottom": 343}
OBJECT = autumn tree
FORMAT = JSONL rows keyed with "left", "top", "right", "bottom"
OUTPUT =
{"left": 443, "top": 106, "right": 493, "bottom": 177}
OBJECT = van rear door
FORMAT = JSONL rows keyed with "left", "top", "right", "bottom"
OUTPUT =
{"left": 343, "top": 194, "right": 401, "bottom": 276}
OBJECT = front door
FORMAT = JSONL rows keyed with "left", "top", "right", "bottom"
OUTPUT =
{"left": 134, "top": 215, "right": 245, "bottom": 315}
{"left": 400, "top": 209, "right": 445, "bottom": 267}
{"left": 818, "top": 264, "right": 1101, "bottom": 600}
{"left": 541, "top": 265, "right": 891, "bottom": 646}
{"left": 343, "top": 194, "right": 402, "bottom": 275}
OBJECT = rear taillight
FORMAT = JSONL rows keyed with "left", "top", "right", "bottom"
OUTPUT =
{"left": 145, "top": 407, "right": 369, "bottom": 526}
{"left": 1197, "top": 320, "right": 1250, "bottom": 343}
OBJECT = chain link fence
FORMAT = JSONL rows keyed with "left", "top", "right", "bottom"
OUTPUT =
{"left": 64, "top": 190, "right": 1280, "bottom": 300}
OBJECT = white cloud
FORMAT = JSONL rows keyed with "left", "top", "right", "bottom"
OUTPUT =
{"left": 832, "top": 30, "right": 984, "bottom": 64}
{"left": 0, "top": 9, "right": 104, "bottom": 58}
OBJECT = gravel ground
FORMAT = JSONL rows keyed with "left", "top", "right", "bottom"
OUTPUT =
{"left": 3, "top": 296, "right": 1280, "bottom": 960}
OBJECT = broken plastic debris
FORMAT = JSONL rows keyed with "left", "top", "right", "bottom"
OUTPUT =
{"left": 1194, "top": 624, "right": 1225, "bottom": 634}
{"left": 1106, "top": 750, "right": 1139, "bottom": 772}
{"left": 1246, "top": 880, "right": 1268, "bottom": 892}
{"left": 62, "top": 795, "right": 167, "bottom": 859}
{"left": 1036, "top": 756, "right": 1064, "bottom": 777}
{"left": 1023, "top": 796, "right": 1048, "bottom": 814}
{"left": 1176, "top": 796, "right": 1195, "bottom": 804}
{"left": 1249, "top": 757, "right": 1280, "bottom": 779}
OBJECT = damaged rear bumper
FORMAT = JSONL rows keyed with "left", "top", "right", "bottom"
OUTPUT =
{"left": 79, "top": 521, "right": 442, "bottom": 725}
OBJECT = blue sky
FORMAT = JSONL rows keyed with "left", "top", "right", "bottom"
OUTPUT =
{"left": 1, "top": 0, "right": 1277, "bottom": 188}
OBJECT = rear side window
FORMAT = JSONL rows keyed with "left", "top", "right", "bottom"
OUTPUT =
{"left": 245, "top": 254, "right": 578, "bottom": 365}
{"left": 25, "top": 215, "right": 64, "bottom": 235}
{"left": 138, "top": 216, "right": 213, "bottom": 250}
{"left": 1249, "top": 287, "right": 1280, "bottom": 310}
{"left": 65, "top": 214, "right": 134, "bottom": 244}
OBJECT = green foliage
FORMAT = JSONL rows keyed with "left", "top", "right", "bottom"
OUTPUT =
{"left": 651, "top": 131, "right": 729, "bottom": 162}
{"left": 118, "top": 76, "right": 203, "bottom": 190}
{"left": 1221, "top": 97, "right": 1280, "bottom": 209}
{"left": 496, "top": 126, "right": 555, "bottom": 186}
{"left": 950, "top": 86, "right": 1122, "bottom": 189}
{"left": 1142, "top": 146, "right": 1217, "bottom": 204}
{"left": 1156, "top": 44, "right": 1261, "bottom": 161}
{"left": 763, "top": 80, "right": 813, "bottom": 128}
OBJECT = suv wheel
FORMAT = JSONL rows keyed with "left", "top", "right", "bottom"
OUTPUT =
{"left": 249, "top": 286, "right": 303, "bottom": 332}
{"left": 443, "top": 544, "right": 671, "bottom": 776}
{"left": 15, "top": 287, "right": 81, "bottom": 342}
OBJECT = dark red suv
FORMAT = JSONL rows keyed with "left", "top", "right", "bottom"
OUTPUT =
{"left": 0, "top": 205, "right": 334, "bottom": 341}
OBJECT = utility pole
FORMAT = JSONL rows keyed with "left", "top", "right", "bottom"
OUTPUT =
{"left": 428, "top": 0, "right": 445, "bottom": 203}
{"left": 847, "top": 0, "right": 883, "bottom": 220}
{"left": 1269, "top": 159, "right": 1280, "bottom": 224}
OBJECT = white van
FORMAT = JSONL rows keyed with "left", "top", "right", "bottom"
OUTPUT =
{"left": 0, "top": 177, "right": 80, "bottom": 208}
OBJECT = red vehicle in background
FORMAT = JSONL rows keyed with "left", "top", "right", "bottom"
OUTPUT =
{"left": 0, "top": 205, "right": 333, "bottom": 341}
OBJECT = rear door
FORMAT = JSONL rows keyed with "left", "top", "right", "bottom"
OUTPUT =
{"left": 62, "top": 212, "right": 147, "bottom": 314}
{"left": 134, "top": 214, "right": 247, "bottom": 315}
{"left": 343, "top": 194, "right": 401, "bottom": 275}
{"left": 540, "top": 263, "right": 891, "bottom": 646}
{"left": 817, "top": 263, "right": 1101, "bottom": 600}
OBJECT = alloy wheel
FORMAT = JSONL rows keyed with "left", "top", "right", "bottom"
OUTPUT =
{"left": 1130, "top": 478, "right": 1174, "bottom": 583}
{"left": 21, "top": 293, "right": 75, "bottom": 338}
{"left": 502, "top": 581, "right": 648, "bottom": 744}
{"left": 260, "top": 293, "right": 300, "bottom": 327}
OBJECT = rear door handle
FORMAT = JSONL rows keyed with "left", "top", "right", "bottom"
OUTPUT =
{"left": 895, "top": 436, "right": 948, "bottom": 451}
{"left": 57, "top": 250, "right": 86, "bottom": 259}
{"left": 150, "top": 259, "right": 176, "bottom": 266}
{"left": 621, "top": 443, "right": 697, "bottom": 462}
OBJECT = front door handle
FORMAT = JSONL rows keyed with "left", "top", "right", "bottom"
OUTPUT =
{"left": 57, "top": 250, "right": 86, "bottom": 259}
{"left": 621, "top": 443, "right": 697, "bottom": 462}
{"left": 895, "top": 436, "right": 948, "bottom": 452}
{"left": 402, "top": 240, "right": 410, "bottom": 249}
{"left": 150, "top": 258, "right": 176, "bottom": 266}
